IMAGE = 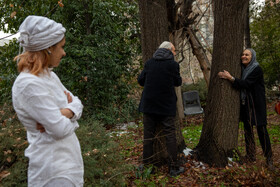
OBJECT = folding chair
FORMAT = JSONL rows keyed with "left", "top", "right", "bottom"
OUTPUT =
{"left": 182, "top": 90, "right": 204, "bottom": 115}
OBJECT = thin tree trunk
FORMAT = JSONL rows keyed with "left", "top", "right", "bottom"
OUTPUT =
{"left": 187, "top": 28, "right": 211, "bottom": 87}
{"left": 170, "top": 31, "right": 187, "bottom": 150}
{"left": 193, "top": 0, "right": 249, "bottom": 167}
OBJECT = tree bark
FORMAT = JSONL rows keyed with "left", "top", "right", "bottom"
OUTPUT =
{"left": 193, "top": 0, "right": 249, "bottom": 167}
{"left": 187, "top": 28, "right": 211, "bottom": 87}
{"left": 244, "top": 1, "right": 251, "bottom": 48}
{"left": 138, "top": 0, "right": 169, "bottom": 63}
{"left": 138, "top": 0, "right": 186, "bottom": 166}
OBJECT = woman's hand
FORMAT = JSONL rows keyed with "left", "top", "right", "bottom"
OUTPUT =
{"left": 64, "top": 91, "right": 73, "bottom": 103}
{"left": 61, "top": 91, "right": 74, "bottom": 118}
{"left": 36, "top": 108, "right": 74, "bottom": 133}
{"left": 60, "top": 108, "right": 74, "bottom": 119}
{"left": 36, "top": 123, "right": 46, "bottom": 133}
{"left": 36, "top": 91, "right": 74, "bottom": 133}
{"left": 218, "top": 70, "right": 234, "bottom": 82}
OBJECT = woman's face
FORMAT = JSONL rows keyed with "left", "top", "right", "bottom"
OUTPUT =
{"left": 49, "top": 38, "right": 66, "bottom": 67}
{"left": 241, "top": 49, "right": 252, "bottom": 67}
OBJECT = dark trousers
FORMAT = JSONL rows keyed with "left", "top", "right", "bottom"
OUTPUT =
{"left": 143, "top": 113, "right": 177, "bottom": 168}
{"left": 244, "top": 121, "right": 272, "bottom": 159}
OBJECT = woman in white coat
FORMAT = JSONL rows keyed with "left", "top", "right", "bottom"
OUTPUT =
{"left": 12, "top": 15, "right": 84, "bottom": 186}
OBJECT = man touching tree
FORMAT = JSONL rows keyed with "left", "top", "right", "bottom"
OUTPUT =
{"left": 138, "top": 41, "right": 184, "bottom": 177}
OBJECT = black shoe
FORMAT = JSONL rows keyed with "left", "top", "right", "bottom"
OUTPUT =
{"left": 169, "top": 166, "right": 184, "bottom": 177}
{"left": 266, "top": 158, "right": 275, "bottom": 171}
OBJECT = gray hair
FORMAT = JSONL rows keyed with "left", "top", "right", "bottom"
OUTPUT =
{"left": 158, "top": 41, "right": 173, "bottom": 50}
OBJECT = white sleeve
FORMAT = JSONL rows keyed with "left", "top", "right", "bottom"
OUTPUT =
{"left": 66, "top": 92, "right": 83, "bottom": 121}
{"left": 51, "top": 72, "right": 83, "bottom": 121}
{"left": 20, "top": 82, "right": 79, "bottom": 140}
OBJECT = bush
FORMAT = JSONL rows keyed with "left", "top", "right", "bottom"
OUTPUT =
{"left": 0, "top": 40, "right": 18, "bottom": 105}
{"left": 250, "top": 1, "right": 280, "bottom": 87}
{"left": 91, "top": 98, "right": 140, "bottom": 126}
{"left": 0, "top": 113, "right": 132, "bottom": 186}
{"left": 0, "top": 107, "right": 28, "bottom": 186}
{"left": 0, "top": 0, "right": 141, "bottom": 125}
{"left": 53, "top": 0, "right": 141, "bottom": 123}
{"left": 78, "top": 119, "right": 132, "bottom": 186}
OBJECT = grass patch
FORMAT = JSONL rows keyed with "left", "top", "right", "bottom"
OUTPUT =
{"left": 182, "top": 124, "right": 202, "bottom": 149}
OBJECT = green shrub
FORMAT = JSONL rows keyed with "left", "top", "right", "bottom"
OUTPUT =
{"left": 78, "top": 119, "right": 132, "bottom": 186}
{"left": 90, "top": 97, "right": 140, "bottom": 126}
{"left": 250, "top": 1, "right": 280, "bottom": 88}
{"left": 0, "top": 0, "right": 141, "bottom": 125}
{"left": 0, "top": 114, "right": 132, "bottom": 186}
{"left": 0, "top": 40, "right": 18, "bottom": 105}
{"left": 0, "top": 116, "right": 28, "bottom": 186}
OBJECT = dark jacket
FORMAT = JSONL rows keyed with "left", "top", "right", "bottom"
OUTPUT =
{"left": 138, "top": 48, "right": 182, "bottom": 116}
{"left": 233, "top": 66, "right": 267, "bottom": 126}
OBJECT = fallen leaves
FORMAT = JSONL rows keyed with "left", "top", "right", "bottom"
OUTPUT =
{"left": 0, "top": 171, "right": 10, "bottom": 181}
{"left": 6, "top": 157, "right": 12, "bottom": 163}
{"left": 120, "top": 118, "right": 280, "bottom": 186}
{"left": 10, "top": 11, "right": 16, "bottom": 18}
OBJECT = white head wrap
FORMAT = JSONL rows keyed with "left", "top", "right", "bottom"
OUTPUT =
{"left": 18, "top": 15, "right": 66, "bottom": 51}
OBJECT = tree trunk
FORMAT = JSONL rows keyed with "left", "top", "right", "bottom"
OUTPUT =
{"left": 244, "top": 1, "right": 251, "bottom": 48}
{"left": 138, "top": 0, "right": 186, "bottom": 166}
{"left": 138, "top": 0, "right": 169, "bottom": 63}
{"left": 187, "top": 28, "right": 211, "bottom": 87}
{"left": 193, "top": 0, "right": 249, "bottom": 167}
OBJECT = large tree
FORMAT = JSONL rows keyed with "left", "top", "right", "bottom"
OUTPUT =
{"left": 138, "top": 0, "right": 186, "bottom": 165}
{"left": 138, "top": 0, "right": 216, "bottom": 166}
{"left": 193, "top": 0, "right": 249, "bottom": 167}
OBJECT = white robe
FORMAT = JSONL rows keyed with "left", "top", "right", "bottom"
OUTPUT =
{"left": 12, "top": 70, "right": 84, "bottom": 187}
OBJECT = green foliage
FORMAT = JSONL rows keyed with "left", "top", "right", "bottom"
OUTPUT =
{"left": 0, "top": 40, "right": 18, "bottom": 104}
{"left": 250, "top": 0, "right": 280, "bottom": 87}
{"left": 77, "top": 119, "right": 132, "bottom": 186}
{"left": 0, "top": 115, "right": 132, "bottom": 186}
{"left": 267, "top": 122, "right": 280, "bottom": 143}
{"left": 181, "top": 79, "right": 208, "bottom": 103}
{"left": 0, "top": 111, "right": 28, "bottom": 186}
{"left": 0, "top": 0, "right": 59, "bottom": 34}
{"left": 135, "top": 165, "right": 154, "bottom": 180}
{"left": 0, "top": 0, "right": 141, "bottom": 124}
{"left": 53, "top": 0, "right": 140, "bottom": 123}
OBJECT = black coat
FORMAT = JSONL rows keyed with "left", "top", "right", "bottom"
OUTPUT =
{"left": 138, "top": 48, "right": 182, "bottom": 116}
{"left": 233, "top": 66, "right": 267, "bottom": 126}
